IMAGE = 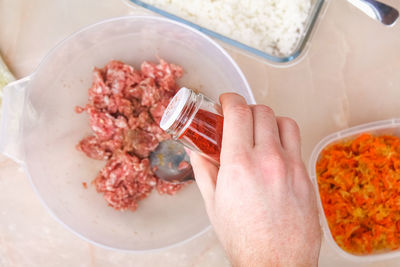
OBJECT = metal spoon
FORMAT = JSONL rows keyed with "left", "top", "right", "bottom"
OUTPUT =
{"left": 347, "top": 0, "right": 399, "bottom": 26}
{"left": 150, "top": 140, "right": 194, "bottom": 183}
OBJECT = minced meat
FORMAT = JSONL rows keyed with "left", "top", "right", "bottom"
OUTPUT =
{"left": 76, "top": 59, "right": 187, "bottom": 211}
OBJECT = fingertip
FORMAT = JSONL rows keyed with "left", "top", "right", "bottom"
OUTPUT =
{"left": 276, "top": 117, "right": 302, "bottom": 159}
{"left": 189, "top": 150, "right": 207, "bottom": 168}
{"left": 189, "top": 152, "right": 218, "bottom": 208}
{"left": 190, "top": 152, "right": 218, "bottom": 182}
{"left": 219, "top": 92, "right": 254, "bottom": 153}
{"left": 219, "top": 92, "right": 232, "bottom": 104}
{"left": 251, "top": 105, "right": 281, "bottom": 149}
{"left": 219, "top": 92, "right": 247, "bottom": 106}
{"left": 278, "top": 117, "right": 301, "bottom": 142}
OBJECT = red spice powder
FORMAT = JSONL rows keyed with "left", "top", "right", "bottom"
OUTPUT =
{"left": 179, "top": 109, "right": 223, "bottom": 163}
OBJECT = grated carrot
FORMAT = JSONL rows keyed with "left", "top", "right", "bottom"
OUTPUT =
{"left": 317, "top": 133, "right": 400, "bottom": 255}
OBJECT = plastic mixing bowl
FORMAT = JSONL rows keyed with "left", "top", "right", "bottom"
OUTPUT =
{"left": 0, "top": 16, "right": 254, "bottom": 251}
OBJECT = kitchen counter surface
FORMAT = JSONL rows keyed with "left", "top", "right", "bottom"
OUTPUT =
{"left": 1, "top": 0, "right": 400, "bottom": 266}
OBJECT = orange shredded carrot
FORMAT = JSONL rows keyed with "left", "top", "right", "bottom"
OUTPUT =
{"left": 316, "top": 133, "right": 400, "bottom": 255}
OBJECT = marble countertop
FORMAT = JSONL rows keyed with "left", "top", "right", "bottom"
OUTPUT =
{"left": 1, "top": 0, "right": 400, "bottom": 266}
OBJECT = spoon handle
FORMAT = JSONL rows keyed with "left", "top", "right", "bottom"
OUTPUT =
{"left": 347, "top": 0, "right": 399, "bottom": 26}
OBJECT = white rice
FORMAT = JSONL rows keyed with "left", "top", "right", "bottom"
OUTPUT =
{"left": 144, "top": 0, "right": 312, "bottom": 56}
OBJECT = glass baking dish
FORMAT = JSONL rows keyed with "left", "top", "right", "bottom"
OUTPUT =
{"left": 124, "top": 0, "right": 327, "bottom": 63}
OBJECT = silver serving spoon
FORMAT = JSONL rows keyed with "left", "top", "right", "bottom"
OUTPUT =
{"left": 347, "top": 0, "right": 399, "bottom": 26}
{"left": 150, "top": 140, "right": 194, "bottom": 183}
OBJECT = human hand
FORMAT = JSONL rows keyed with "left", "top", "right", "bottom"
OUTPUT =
{"left": 189, "top": 93, "right": 321, "bottom": 267}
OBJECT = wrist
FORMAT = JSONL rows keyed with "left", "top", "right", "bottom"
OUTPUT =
{"left": 232, "top": 255, "right": 319, "bottom": 267}
{"left": 228, "top": 242, "right": 320, "bottom": 267}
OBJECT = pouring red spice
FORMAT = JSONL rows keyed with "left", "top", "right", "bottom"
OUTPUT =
{"left": 160, "top": 87, "right": 223, "bottom": 164}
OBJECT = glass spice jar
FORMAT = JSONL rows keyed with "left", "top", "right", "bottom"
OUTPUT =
{"left": 160, "top": 87, "right": 224, "bottom": 164}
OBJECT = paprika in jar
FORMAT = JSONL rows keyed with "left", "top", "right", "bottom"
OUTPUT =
{"left": 160, "top": 87, "right": 223, "bottom": 164}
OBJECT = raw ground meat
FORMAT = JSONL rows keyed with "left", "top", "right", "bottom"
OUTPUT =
{"left": 76, "top": 59, "right": 188, "bottom": 211}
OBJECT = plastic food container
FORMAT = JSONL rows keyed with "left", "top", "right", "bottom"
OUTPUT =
{"left": 0, "top": 16, "right": 254, "bottom": 252}
{"left": 309, "top": 119, "right": 400, "bottom": 261}
{"left": 124, "top": 0, "right": 328, "bottom": 64}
